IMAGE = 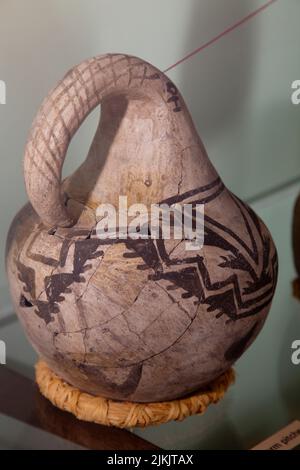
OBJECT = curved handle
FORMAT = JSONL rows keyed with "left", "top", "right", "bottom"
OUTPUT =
{"left": 24, "top": 54, "right": 168, "bottom": 228}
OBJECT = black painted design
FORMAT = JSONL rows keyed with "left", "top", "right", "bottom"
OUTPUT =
{"left": 18, "top": 238, "right": 104, "bottom": 324}
{"left": 160, "top": 176, "right": 224, "bottom": 206}
{"left": 77, "top": 362, "right": 143, "bottom": 398}
{"left": 16, "top": 177, "right": 277, "bottom": 327}
{"left": 17, "top": 260, "right": 36, "bottom": 298}
{"left": 166, "top": 81, "right": 182, "bottom": 112}
{"left": 122, "top": 183, "right": 278, "bottom": 323}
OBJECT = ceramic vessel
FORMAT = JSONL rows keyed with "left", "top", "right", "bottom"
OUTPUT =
{"left": 6, "top": 54, "right": 278, "bottom": 402}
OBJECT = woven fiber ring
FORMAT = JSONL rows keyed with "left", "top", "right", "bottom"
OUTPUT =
{"left": 35, "top": 360, "right": 235, "bottom": 428}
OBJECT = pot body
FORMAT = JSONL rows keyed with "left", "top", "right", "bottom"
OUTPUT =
{"left": 6, "top": 54, "right": 278, "bottom": 402}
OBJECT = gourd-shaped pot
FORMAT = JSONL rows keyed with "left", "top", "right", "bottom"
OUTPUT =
{"left": 6, "top": 54, "right": 278, "bottom": 402}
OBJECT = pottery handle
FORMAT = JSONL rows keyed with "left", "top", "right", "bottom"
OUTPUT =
{"left": 23, "top": 54, "right": 167, "bottom": 228}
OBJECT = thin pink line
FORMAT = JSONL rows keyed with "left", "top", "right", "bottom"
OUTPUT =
{"left": 164, "top": 0, "right": 279, "bottom": 73}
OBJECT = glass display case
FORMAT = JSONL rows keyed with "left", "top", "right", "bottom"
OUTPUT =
{"left": 1, "top": 182, "right": 300, "bottom": 450}
{"left": 0, "top": 0, "right": 299, "bottom": 450}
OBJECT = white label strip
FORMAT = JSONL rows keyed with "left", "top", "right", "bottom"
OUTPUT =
{"left": 252, "top": 420, "right": 300, "bottom": 450}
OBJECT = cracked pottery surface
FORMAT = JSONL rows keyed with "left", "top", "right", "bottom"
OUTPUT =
{"left": 6, "top": 54, "right": 278, "bottom": 402}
